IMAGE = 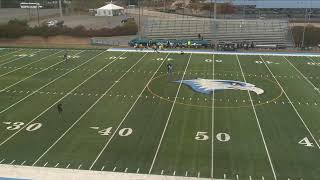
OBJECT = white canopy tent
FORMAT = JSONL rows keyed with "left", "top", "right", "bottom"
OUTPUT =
{"left": 95, "top": 3, "right": 124, "bottom": 16}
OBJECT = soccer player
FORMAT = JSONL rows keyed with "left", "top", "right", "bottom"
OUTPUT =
{"left": 167, "top": 63, "right": 173, "bottom": 80}
{"left": 63, "top": 50, "right": 68, "bottom": 61}
{"left": 57, "top": 103, "right": 63, "bottom": 115}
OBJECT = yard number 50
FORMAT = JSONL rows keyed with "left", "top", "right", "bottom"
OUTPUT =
{"left": 195, "top": 132, "right": 230, "bottom": 142}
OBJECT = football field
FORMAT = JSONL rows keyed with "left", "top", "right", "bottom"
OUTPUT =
{"left": 0, "top": 47, "right": 320, "bottom": 180}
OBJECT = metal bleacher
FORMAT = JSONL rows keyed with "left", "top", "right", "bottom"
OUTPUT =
{"left": 144, "top": 17, "right": 294, "bottom": 47}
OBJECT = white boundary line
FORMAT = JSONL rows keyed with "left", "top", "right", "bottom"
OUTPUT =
{"left": 0, "top": 164, "right": 216, "bottom": 180}
{"left": 107, "top": 48, "right": 320, "bottom": 57}
{"left": 0, "top": 50, "right": 123, "bottom": 147}
{"left": 211, "top": 53, "right": 215, "bottom": 178}
{"left": 0, "top": 49, "right": 56, "bottom": 78}
{"left": 0, "top": 50, "right": 104, "bottom": 114}
{"left": 0, "top": 50, "right": 75, "bottom": 93}
{"left": 0, "top": 49, "right": 23, "bottom": 58}
{"left": 32, "top": 52, "right": 149, "bottom": 166}
{"left": 236, "top": 55, "right": 277, "bottom": 180}
{"left": 283, "top": 56, "right": 320, "bottom": 94}
{"left": 260, "top": 55, "right": 320, "bottom": 149}
{"left": 89, "top": 53, "right": 170, "bottom": 170}
{"left": 148, "top": 53, "right": 192, "bottom": 174}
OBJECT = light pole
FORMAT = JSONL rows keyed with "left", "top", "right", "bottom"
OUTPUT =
{"left": 138, "top": 0, "right": 141, "bottom": 38}
{"left": 301, "top": 8, "right": 310, "bottom": 48}
{"left": 214, "top": 0, "right": 217, "bottom": 19}
{"left": 59, "top": 0, "right": 63, "bottom": 17}
{"left": 37, "top": 3, "right": 40, "bottom": 26}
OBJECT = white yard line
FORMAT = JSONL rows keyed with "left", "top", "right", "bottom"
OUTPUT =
{"left": 0, "top": 50, "right": 123, "bottom": 147}
{"left": 0, "top": 50, "right": 71, "bottom": 93}
{"left": 32, "top": 52, "right": 149, "bottom": 166}
{"left": 0, "top": 49, "right": 56, "bottom": 78}
{"left": 283, "top": 56, "right": 320, "bottom": 94}
{"left": 0, "top": 49, "right": 39, "bottom": 67}
{"left": 0, "top": 50, "right": 105, "bottom": 114}
{"left": 0, "top": 49, "right": 23, "bottom": 58}
{"left": 89, "top": 53, "right": 170, "bottom": 170}
{"left": 307, "top": 57, "right": 320, "bottom": 66}
{"left": 236, "top": 55, "right": 277, "bottom": 180}
{"left": 211, "top": 54, "right": 215, "bottom": 178}
{"left": 148, "top": 54, "right": 192, "bottom": 174}
{"left": 260, "top": 55, "right": 320, "bottom": 149}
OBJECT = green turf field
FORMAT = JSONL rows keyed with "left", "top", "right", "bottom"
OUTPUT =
{"left": 0, "top": 48, "right": 319, "bottom": 180}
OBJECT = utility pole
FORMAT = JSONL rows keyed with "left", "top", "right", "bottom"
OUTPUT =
{"left": 59, "top": 0, "right": 63, "bottom": 17}
{"left": 37, "top": 4, "right": 40, "bottom": 26}
{"left": 214, "top": 0, "right": 216, "bottom": 19}
{"left": 138, "top": 0, "right": 141, "bottom": 38}
{"left": 301, "top": 8, "right": 308, "bottom": 48}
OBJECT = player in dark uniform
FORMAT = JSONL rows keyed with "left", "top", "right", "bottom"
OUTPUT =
{"left": 57, "top": 103, "right": 63, "bottom": 115}
{"left": 167, "top": 63, "right": 174, "bottom": 81}
{"left": 63, "top": 50, "right": 68, "bottom": 61}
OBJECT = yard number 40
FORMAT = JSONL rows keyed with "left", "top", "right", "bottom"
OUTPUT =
{"left": 299, "top": 137, "right": 314, "bottom": 147}
{"left": 195, "top": 132, "right": 230, "bottom": 142}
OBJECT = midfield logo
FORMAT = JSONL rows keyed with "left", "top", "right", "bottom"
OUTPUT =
{"left": 175, "top": 78, "right": 264, "bottom": 95}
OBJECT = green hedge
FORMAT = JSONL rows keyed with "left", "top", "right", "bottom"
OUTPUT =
{"left": 0, "top": 19, "right": 138, "bottom": 38}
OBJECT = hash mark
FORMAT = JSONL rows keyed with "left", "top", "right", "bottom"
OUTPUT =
{"left": 113, "top": 166, "right": 117, "bottom": 171}
{"left": 43, "top": 162, "right": 48, "bottom": 167}
{"left": 136, "top": 168, "right": 140, "bottom": 173}
{"left": 236, "top": 174, "right": 239, "bottom": 180}
{"left": 124, "top": 168, "right": 128, "bottom": 173}
{"left": 0, "top": 159, "right": 5, "bottom": 163}
{"left": 66, "top": 164, "right": 70, "bottom": 168}
{"left": 78, "top": 164, "right": 82, "bottom": 169}
{"left": 101, "top": 166, "right": 105, "bottom": 171}
{"left": 173, "top": 171, "right": 176, "bottom": 176}
{"left": 198, "top": 172, "right": 200, "bottom": 178}
{"left": 161, "top": 170, "right": 164, "bottom": 175}
{"left": 185, "top": 171, "right": 188, "bottom": 176}
{"left": 224, "top": 174, "right": 226, "bottom": 179}
{"left": 21, "top": 161, "right": 26, "bottom": 165}
{"left": 9, "top": 160, "right": 15, "bottom": 164}
{"left": 54, "top": 163, "right": 59, "bottom": 167}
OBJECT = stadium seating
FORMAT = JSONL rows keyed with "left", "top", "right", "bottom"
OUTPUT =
{"left": 144, "top": 18, "right": 294, "bottom": 47}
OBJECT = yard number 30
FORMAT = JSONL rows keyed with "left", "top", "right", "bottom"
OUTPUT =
{"left": 195, "top": 132, "right": 230, "bottom": 142}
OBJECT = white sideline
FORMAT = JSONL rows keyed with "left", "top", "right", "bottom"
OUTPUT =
{"left": 148, "top": 54, "right": 192, "bottom": 174}
{"left": 236, "top": 55, "right": 277, "bottom": 180}
{"left": 260, "top": 55, "right": 320, "bottom": 149}
{"left": 108, "top": 47, "right": 320, "bottom": 57}
{"left": 33, "top": 52, "right": 147, "bottom": 166}
{"left": 89, "top": 53, "right": 170, "bottom": 170}
{"left": 0, "top": 50, "right": 120, "bottom": 147}
{"left": 0, "top": 164, "right": 216, "bottom": 180}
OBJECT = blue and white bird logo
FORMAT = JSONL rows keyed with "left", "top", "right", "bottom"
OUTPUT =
{"left": 175, "top": 78, "right": 264, "bottom": 95}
